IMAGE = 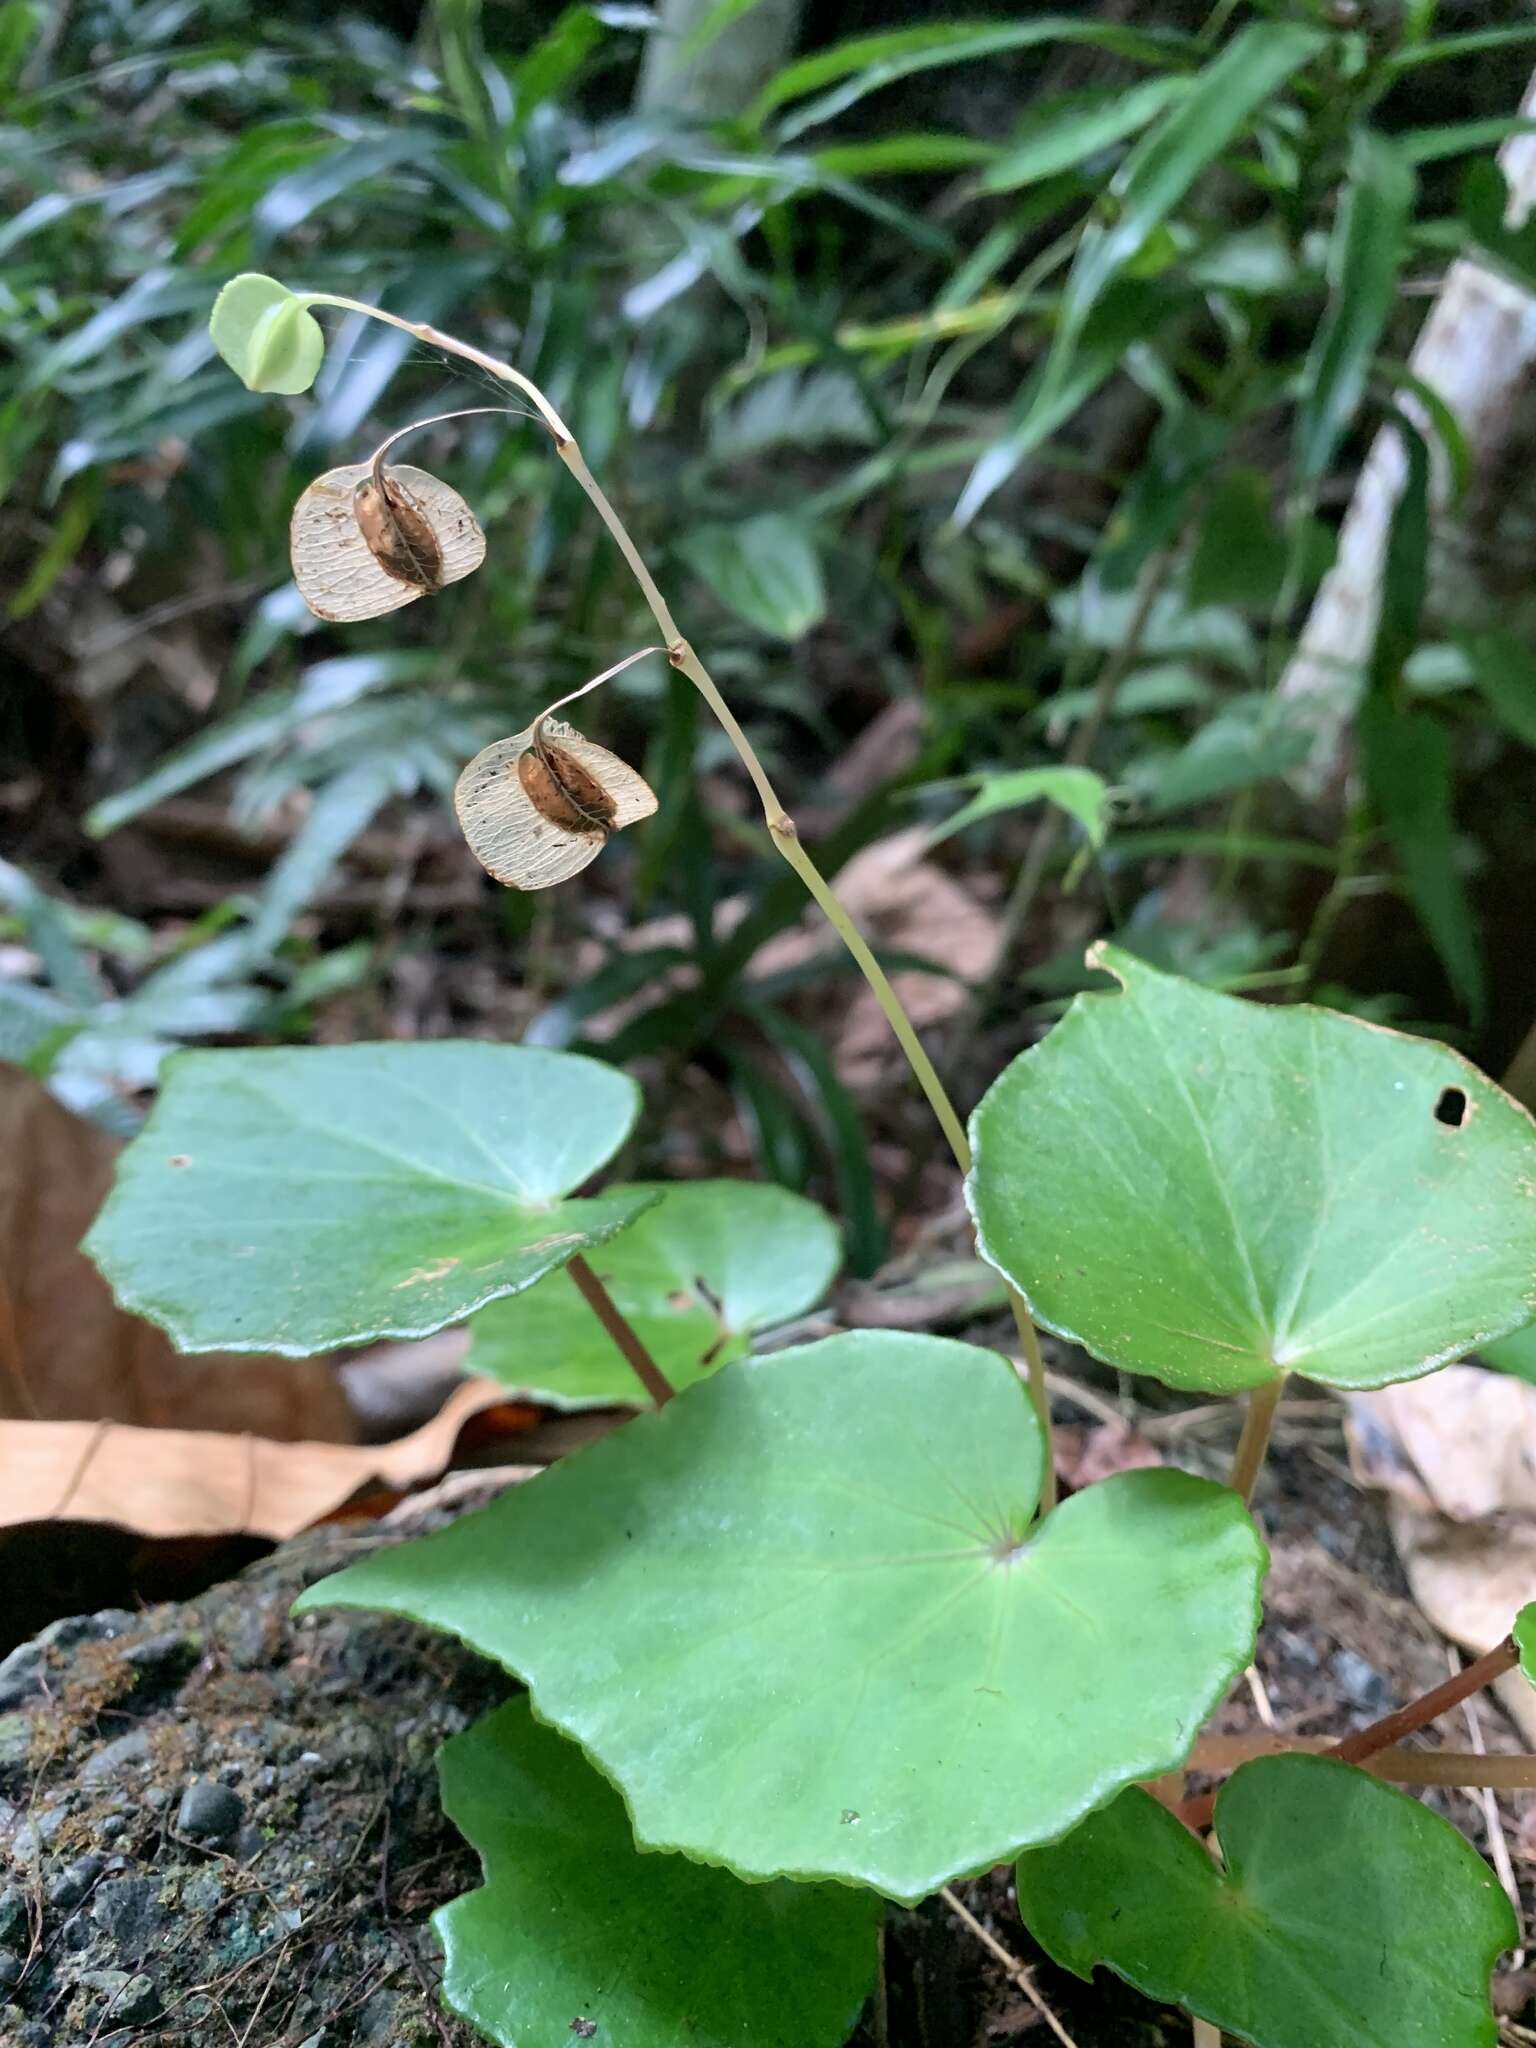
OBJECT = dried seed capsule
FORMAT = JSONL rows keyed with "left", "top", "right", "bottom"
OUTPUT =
{"left": 290, "top": 461, "right": 485, "bottom": 622}
{"left": 455, "top": 717, "right": 657, "bottom": 891}
{"left": 352, "top": 473, "right": 445, "bottom": 591}
{"left": 518, "top": 739, "right": 619, "bottom": 835}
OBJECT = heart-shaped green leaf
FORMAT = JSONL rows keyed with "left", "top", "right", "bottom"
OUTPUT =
{"left": 84, "top": 1043, "right": 654, "bottom": 1354}
{"left": 298, "top": 1331, "right": 1265, "bottom": 1902}
{"left": 436, "top": 1698, "right": 880, "bottom": 2048}
{"left": 1015, "top": 1754, "right": 1514, "bottom": 2048}
{"left": 209, "top": 273, "right": 326, "bottom": 394}
{"left": 466, "top": 1178, "right": 841, "bottom": 1408}
{"left": 970, "top": 946, "right": 1536, "bottom": 1393}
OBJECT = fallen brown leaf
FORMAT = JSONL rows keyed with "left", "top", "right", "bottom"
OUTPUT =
{"left": 1053, "top": 1420, "right": 1163, "bottom": 1490}
{"left": 0, "top": 1062, "right": 352, "bottom": 1439}
{"left": 754, "top": 827, "right": 999, "bottom": 1085}
{"left": 1347, "top": 1366, "right": 1536, "bottom": 1744}
{"left": 0, "top": 1375, "right": 516, "bottom": 1539}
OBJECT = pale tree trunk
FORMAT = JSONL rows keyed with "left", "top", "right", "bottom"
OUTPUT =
{"left": 637, "top": 0, "right": 801, "bottom": 117}
{"left": 1279, "top": 68, "right": 1536, "bottom": 792}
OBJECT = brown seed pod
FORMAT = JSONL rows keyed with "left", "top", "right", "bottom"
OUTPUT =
{"left": 455, "top": 717, "right": 657, "bottom": 891}
{"left": 352, "top": 473, "right": 445, "bottom": 591}
{"left": 290, "top": 461, "right": 485, "bottom": 623}
{"left": 518, "top": 739, "right": 619, "bottom": 835}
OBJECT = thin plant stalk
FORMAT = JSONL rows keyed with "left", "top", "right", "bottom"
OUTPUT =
{"left": 1188, "top": 1728, "right": 1536, "bottom": 1791}
{"left": 304, "top": 291, "right": 1055, "bottom": 1495}
{"left": 1177, "top": 1632, "right": 1526, "bottom": 1829}
{"left": 1330, "top": 1634, "right": 1520, "bottom": 1768}
{"left": 1227, "top": 1375, "right": 1286, "bottom": 1504}
{"left": 566, "top": 1254, "right": 675, "bottom": 1409}
{"left": 533, "top": 644, "right": 667, "bottom": 742}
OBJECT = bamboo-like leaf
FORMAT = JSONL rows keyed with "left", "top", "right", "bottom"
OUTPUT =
{"left": 1296, "top": 132, "right": 1414, "bottom": 484}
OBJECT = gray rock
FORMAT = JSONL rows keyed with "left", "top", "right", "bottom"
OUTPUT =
{"left": 91, "top": 1876, "right": 164, "bottom": 1948}
{"left": 9, "top": 1802, "right": 68, "bottom": 1863}
{"left": 0, "top": 1952, "right": 20, "bottom": 1988}
{"left": 48, "top": 1854, "right": 102, "bottom": 1907}
{"left": 0, "top": 1611, "right": 135, "bottom": 1708}
{"left": 177, "top": 1781, "right": 244, "bottom": 1839}
{"left": 80, "top": 1729, "right": 151, "bottom": 1786}
{"left": 123, "top": 1630, "right": 195, "bottom": 1677}
{"left": 0, "top": 1883, "right": 26, "bottom": 1945}
{"left": 0, "top": 1713, "right": 31, "bottom": 1771}
{"left": 116, "top": 1973, "right": 161, "bottom": 2024}
{"left": 1331, "top": 1647, "right": 1392, "bottom": 1716}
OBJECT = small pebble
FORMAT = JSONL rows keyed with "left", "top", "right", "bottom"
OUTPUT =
{"left": 49, "top": 1853, "right": 102, "bottom": 1907}
{"left": 177, "top": 1781, "right": 244, "bottom": 1839}
{"left": 1330, "top": 1647, "right": 1392, "bottom": 1716}
{"left": 0, "top": 1953, "right": 21, "bottom": 1988}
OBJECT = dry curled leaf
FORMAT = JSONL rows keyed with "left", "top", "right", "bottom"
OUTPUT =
{"left": 0, "top": 1376, "right": 523, "bottom": 1539}
{"left": 455, "top": 716, "right": 657, "bottom": 891}
{"left": 290, "top": 460, "right": 485, "bottom": 623}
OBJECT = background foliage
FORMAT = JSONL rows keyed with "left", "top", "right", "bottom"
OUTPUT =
{"left": 7, "top": 0, "right": 1536, "bottom": 1247}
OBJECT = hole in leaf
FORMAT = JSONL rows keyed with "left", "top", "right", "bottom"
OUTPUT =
{"left": 1434, "top": 1086, "right": 1468, "bottom": 1128}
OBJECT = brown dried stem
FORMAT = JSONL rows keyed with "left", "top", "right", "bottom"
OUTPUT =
{"left": 566, "top": 1255, "right": 675, "bottom": 1410}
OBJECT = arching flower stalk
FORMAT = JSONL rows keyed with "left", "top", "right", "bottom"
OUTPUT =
{"left": 216, "top": 277, "right": 1054, "bottom": 1499}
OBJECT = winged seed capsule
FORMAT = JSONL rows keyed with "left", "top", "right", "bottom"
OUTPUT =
{"left": 288, "top": 407, "right": 525, "bottom": 623}
{"left": 455, "top": 717, "right": 657, "bottom": 891}
{"left": 290, "top": 460, "right": 484, "bottom": 622}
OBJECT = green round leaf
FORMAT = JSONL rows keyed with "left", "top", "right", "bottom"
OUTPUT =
{"left": 298, "top": 1331, "right": 1265, "bottom": 1902}
{"left": 436, "top": 1698, "right": 880, "bottom": 2048}
{"left": 83, "top": 1043, "right": 654, "bottom": 1355}
{"left": 466, "top": 1178, "right": 841, "bottom": 1408}
{"left": 1015, "top": 1754, "right": 1515, "bottom": 2048}
{"left": 1515, "top": 1602, "right": 1536, "bottom": 1685}
{"left": 209, "top": 273, "right": 325, "bottom": 394}
{"left": 677, "top": 513, "right": 827, "bottom": 641}
{"left": 970, "top": 945, "right": 1536, "bottom": 1394}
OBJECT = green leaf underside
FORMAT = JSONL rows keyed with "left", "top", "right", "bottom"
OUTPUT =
{"left": 298, "top": 1331, "right": 1266, "bottom": 1903}
{"left": 83, "top": 1043, "right": 653, "bottom": 1355}
{"left": 929, "top": 767, "right": 1110, "bottom": 850}
{"left": 436, "top": 1699, "right": 880, "bottom": 2048}
{"left": 1482, "top": 1324, "right": 1536, "bottom": 1384}
{"left": 1015, "top": 1755, "right": 1513, "bottom": 2048}
{"left": 466, "top": 1178, "right": 841, "bottom": 1408}
{"left": 1515, "top": 1604, "right": 1536, "bottom": 1685}
{"left": 969, "top": 947, "right": 1536, "bottom": 1395}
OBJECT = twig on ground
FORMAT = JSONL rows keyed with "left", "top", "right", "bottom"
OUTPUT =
{"left": 939, "top": 1885, "right": 1079, "bottom": 2048}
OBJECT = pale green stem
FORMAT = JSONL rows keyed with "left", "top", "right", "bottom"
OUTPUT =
{"left": 305, "top": 292, "right": 1054, "bottom": 1501}
{"left": 1228, "top": 1375, "right": 1285, "bottom": 1505}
